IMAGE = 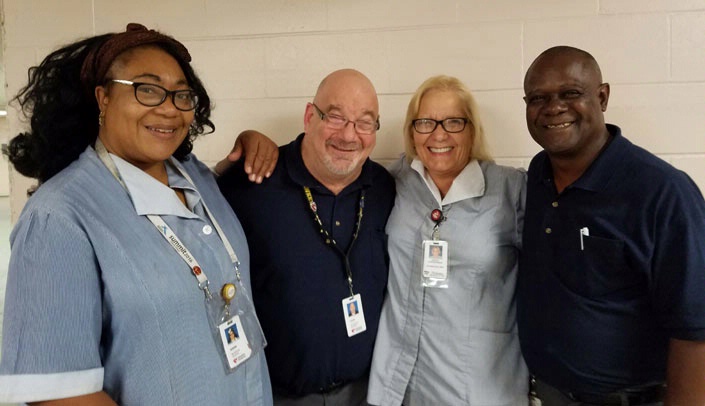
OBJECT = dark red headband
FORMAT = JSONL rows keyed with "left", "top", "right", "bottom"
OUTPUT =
{"left": 80, "top": 23, "right": 191, "bottom": 90}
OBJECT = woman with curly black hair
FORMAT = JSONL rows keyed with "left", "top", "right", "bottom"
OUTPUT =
{"left": 0, "top": 23, "right": 272, "bottom": 405}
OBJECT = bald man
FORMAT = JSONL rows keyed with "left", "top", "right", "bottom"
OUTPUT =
{"left": 218, "top": 69, "right": 395, "bottom": 406}
{"left": 517, "top": 46, "right": 705, "bottom": 405}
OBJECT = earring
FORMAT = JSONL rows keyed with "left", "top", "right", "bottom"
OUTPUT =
{"left": 98, "top": 111, "right": 105, "bottom": 126}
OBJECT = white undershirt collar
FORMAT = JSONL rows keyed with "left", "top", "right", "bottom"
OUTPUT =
{"left": 411, "top": 158, "right": 485, "bottom": 206}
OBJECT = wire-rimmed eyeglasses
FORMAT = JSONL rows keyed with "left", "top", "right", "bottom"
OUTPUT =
{"left": 412, "top": 118, "right": 468, "bottom": 134}
{"left": 311, "top": 103, "right": 380, "bottom": 135}
{"left": 111, "top": 80, "right": 198, "bottom": 111}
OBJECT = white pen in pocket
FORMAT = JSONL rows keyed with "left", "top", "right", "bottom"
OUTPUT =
{"left": 580, "top": 227, "right": 590, "bottom": 250}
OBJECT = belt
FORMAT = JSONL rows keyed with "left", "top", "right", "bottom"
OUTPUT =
{"left": 273, "top": 379, "right": 348, "bottom": 397}
{"left": 318, "top": 380, "right": 346, "bottom": 394}
{"left": 565, "top": 384, "right": 666, "bottom": 406}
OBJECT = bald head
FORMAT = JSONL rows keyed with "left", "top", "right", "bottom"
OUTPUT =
{"left": 313, "top": 69, "right": 379, "bottom": 114}
{"left": 524, "top": 46, "right": 603, "bottom": 91}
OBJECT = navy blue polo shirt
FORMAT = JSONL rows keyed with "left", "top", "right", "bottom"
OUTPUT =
{"left": 218, "top": 133, "right": 395, "bottom": 396}
{"left": 518, "top": 125, "right": 705, "bottom": 395}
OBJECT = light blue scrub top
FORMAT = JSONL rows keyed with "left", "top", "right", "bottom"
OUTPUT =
{"left": 368, "top": 156, "right": 528, "bottom": 405}
{"left": 0, "top": 147, "right": 272, "bottom": 405}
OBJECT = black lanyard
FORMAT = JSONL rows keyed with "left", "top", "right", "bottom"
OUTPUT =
{"left": 303, "top": 186, "right": 365, "bottom": 297}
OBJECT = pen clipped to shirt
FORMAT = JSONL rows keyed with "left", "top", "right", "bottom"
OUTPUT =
{"left": 579, "top": 227, "right": 589, "bottom": 250}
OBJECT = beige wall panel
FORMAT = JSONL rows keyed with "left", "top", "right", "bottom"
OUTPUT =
{"left": 473, "top": 89, "right": 540, "bottom": 158}
{"left": 193, "top": 97, "right": 306, "bottom": 165}
{"left": 4, "top": 0, "right": 93, "bottom": 47}
{"left": 386, "top": 23, "right": 523, "bottom": 93}
{"left": 205, "top": 0, "right": 327, "bottom": 36}
{"left": 606, "top": 83, "right": 705, "bottom": 154}
{"left": 671, "top": 12, "right": 705, "bottom": 81}
{"left": 265, "top": 33, "right": 389, "bottom": 98}
{"left": 458, "top": 0, "right": 598, "bottom": 21}
{"left": 327, "top": 0, "right": 456, "bottom": 30}
{"left": 601, "top": 0, "right": 705, "bottom": 13}
{"left": 187, "top": 39, "right": 268, "bottom": 100}
{"left": 94, "top": 0, "right": 209, "bottom": 38}
{"left": 374, "top": 95, "right": 409, "bottom": 160}
{"left": 524, "top": 14, "right": 669, "bottom": 84}
{"left": 3, "top": 48, "right": 37, "bottom": 112}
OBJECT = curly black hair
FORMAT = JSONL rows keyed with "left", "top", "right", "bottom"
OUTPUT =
{"left": 6, "top": 33, "right": 214, "bottom": 183}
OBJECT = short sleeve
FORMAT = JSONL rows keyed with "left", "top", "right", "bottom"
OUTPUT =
{"left": 652, "top": 174, "right": 705, "bottom": 340}
{"left": 0, "top": 208, "right": 104, "bottom": 402}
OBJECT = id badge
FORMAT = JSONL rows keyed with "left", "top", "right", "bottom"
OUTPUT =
{"left": 218, "top": 315, "right": 252, "bottom": 369}
{"left": 206, "top": 279, "right": 267, "bottom": 374}
{"left": 422, "top": 240, "right": 449, "bottom": 288}
{"left": 342, "top": 293, "right": 367, "bottom": 337}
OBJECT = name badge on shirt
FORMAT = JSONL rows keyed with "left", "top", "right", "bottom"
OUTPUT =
{"left": 342, "top": 293, "right": 367, "bottom": 337}
{"left": 218, "top": 315, "right": 252, "bottom": 369}
{"left": 422, "top": 240, "right": 449, "bottom": 281}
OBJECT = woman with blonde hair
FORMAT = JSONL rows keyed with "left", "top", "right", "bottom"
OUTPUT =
{"left": 368, "top": 75, "right": 528, "bottom": 405}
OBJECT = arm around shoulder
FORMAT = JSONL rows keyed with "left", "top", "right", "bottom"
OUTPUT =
{"left": 213, "top": 130, "right": 279, "bottom": 183}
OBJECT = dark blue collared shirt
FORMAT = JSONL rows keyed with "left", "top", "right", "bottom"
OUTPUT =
{"left": 518, "top": 124, "right": 705, "bottom": 395}
{"left": 218, "top": 133, "right": 395, "bottom": 396}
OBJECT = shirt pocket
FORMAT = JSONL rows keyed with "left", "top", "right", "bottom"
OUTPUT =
{"left": 560, "top": 234, "right": 638, "bottom": 297}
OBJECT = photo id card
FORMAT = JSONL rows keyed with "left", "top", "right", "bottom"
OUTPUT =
{"left": 342, "top": 293, "right": 367, "bottom": 337}
{"left": 218, "top": 315, "right": 252, "bottom": 369}
{"left": 422, "top": 240, "right": 448, "bottom": 280}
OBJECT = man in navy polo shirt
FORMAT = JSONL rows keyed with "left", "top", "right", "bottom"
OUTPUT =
{"left": 218, "top": 69, "right": 394, "bottom": 406}
{"left": 518, "top": 46, "right": 705, "bottom": 405}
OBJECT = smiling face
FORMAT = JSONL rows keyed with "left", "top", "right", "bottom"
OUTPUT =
{"left": 413, "top": 89, "right": 473, "bottom": 184}
{"left": 302, "top": 69, "right": 378, "bottom": 191}
{"left": 523, "top": 50, "right": 610, "bottom": 160}
{"left": 95, "top": 46, "right": 194, "bottom": 180}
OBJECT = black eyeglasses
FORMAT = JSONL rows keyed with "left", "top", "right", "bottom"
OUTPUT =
{"left": 111, "top": 80, "right": 198, "bottom": 111}
{"left": 311, "top": 103, "right": 380, "bottom": 135}
{"left": 412, "top": 118, "right": 468, "bottom": 134}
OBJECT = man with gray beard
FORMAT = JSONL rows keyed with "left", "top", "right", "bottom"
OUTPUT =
{"left": 218, "top": 69, "right": 395, "bottom": 406}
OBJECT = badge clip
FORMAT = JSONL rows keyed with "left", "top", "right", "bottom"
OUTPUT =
{"left": 221, "top": 283, "right": 236, "bottom": 316}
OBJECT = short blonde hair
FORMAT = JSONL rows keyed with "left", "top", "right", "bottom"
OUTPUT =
{"left": 404, "top": 75, "right": 491, "bottom": 162}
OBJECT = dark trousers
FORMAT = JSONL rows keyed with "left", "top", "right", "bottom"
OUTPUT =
{"left": 533, "top": 378, "right": 664, "bottom": 406}
{"left": 273, "top": 376, "right": 369, "bottom": 406}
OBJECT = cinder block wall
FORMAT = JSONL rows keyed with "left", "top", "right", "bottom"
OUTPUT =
{"left": 4, "top": 1, "right": 705, "bottom": 218}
